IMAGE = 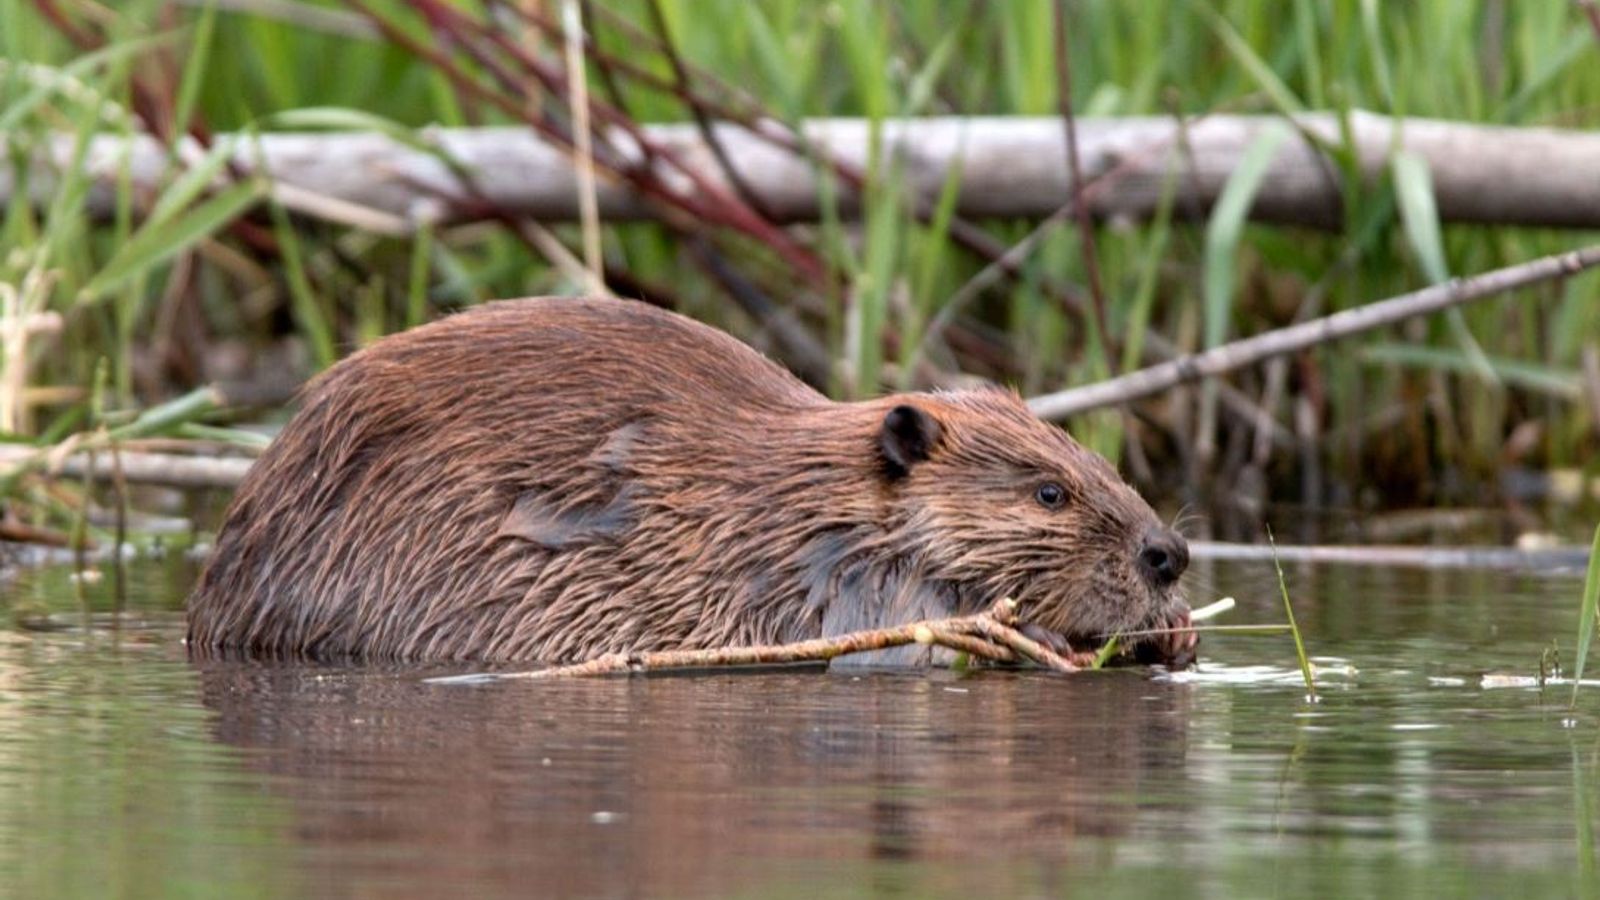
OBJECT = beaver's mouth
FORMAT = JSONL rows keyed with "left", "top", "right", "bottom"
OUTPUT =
{"left": 1022, "top": 606, "right": 1198, "bottom": 670}
{"left": 1124, "top": 606, "right": 1198, "bottom": 669}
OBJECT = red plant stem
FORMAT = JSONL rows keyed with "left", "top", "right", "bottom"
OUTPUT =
{"left": 398, "top": 0, "right": 827, "bottom": 284}
{"left": 1053, "top": 2, "right": 1112, "bottom": 370}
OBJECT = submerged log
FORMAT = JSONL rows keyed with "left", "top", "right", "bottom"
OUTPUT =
{"left": 8, "top": 113, "right": 1600, "bottom": 229}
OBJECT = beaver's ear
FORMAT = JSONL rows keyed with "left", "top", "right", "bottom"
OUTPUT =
{"left": 879, "top": 404, "right": 942, "bottom": 478}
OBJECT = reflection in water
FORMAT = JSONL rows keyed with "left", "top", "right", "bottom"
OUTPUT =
{"left": 194, "top": 664, "right": 1190, "bottom": 897}
{"left": 3, "top": 557, "right": 1600, "bottom": 897}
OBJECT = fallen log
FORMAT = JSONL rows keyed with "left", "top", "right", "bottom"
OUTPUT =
{"left": 9, "top": 113, "right": 1600, "bottom": 229}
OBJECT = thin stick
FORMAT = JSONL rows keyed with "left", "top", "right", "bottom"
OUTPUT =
{"left": 1027, "top": 244, "right": 1600, "bottom": 419}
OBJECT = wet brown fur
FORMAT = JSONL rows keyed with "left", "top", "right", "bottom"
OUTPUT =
{"left": 187, "top": 298, "right": 1189, "bottom": 664}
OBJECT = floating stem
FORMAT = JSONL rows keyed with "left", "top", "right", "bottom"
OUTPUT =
{"left": 1268, "top": 526, "right": 1317, "bottom": 700}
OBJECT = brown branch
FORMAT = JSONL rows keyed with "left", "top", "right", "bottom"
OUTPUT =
{"left": 1052, "top": 1, "right": 1110, "bottom": 365}
{"left": 967, "top": 613, "right": 1080, "bottom": 670}
{"left": 1026, "top": 243, "right": 1600, "bottom": 418}
{"left": 644, "top": 0, "right": 774, "bottom": 220}
{"left": 455, "top": 597, "right": 1075, "bottom": 681}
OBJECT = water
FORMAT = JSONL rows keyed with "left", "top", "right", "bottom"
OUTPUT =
{"left": 1, "top": 553, "right": 1596, "bottom": 898}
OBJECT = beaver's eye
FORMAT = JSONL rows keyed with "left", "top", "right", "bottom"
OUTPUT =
{"left": 1034, "top": 481, "right": 1068, "bottom": 510}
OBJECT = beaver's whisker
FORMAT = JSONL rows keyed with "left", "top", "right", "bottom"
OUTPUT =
{"left": 1169, "top": 504, "right": 1203, "bottom": 537}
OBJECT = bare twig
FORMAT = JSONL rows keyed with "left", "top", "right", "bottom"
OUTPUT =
{"left": 1027, "top": 245, "right": 1600, "bottom": 419}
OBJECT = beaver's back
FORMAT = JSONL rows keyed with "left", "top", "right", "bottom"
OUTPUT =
{"left": 187, "top": 298, "right": 825, "bottom": 659}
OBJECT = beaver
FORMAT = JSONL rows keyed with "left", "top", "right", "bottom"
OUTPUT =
{"left": 186, "top": 298, "right": 1194, "bottom": 667}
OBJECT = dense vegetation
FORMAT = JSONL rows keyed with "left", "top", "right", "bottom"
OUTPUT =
{"left": 2, "top": 1, "right": 1598, "bottom": 543}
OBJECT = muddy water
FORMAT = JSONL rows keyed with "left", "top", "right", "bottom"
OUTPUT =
{"left": 0, "top": 553, "right": 1596, "bottom": 898}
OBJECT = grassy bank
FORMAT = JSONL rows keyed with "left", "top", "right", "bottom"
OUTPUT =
{"left": 2, "top": 0, "right": 1599, "bottom": 544}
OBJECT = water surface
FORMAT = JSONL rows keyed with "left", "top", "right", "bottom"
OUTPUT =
{"left": 1, "top": 553, "right": 1596, "bottom": 898}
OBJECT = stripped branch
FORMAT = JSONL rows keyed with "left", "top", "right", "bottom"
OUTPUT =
{"left": 1027, "top": 244, "right": 1600, "bottom": 419}
{"left": 442, "top": 596, "right": 1076, "bottom": 681}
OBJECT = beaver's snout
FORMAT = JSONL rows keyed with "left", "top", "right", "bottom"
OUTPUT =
{"left": 1137, "top": 526, "right": 1189, "bottom": 588}
{"left": 1121, "top": 526, "right": 1194, "bottom": 668}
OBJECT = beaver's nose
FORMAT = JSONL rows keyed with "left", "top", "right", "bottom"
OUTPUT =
{"left": 1138, "top": 527, "right": 1189, "bottom": 586}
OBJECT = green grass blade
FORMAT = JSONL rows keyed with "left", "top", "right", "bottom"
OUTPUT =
{"left": 1577, "top": 745, "right": 1597, "bottom": 886}
{"left": 1292, "top": 0, "right": 1325, "bottom": 109}
{"left": 107, "top": 386, "right": 223, "bottom": 441}
{"left": 0, "top": 31, "right": 181, "bottom": 132}
{"left": 1391, "top": 151, "right": 1500, "bottom": 386}
{"left": 1191, "top": 1, "right": 1304, "bottom": 116}
{"left": 1358, "top": 0, "right": 1395, "bottom": 110}
{"left": 1267, "top": 526, "right": 1317, "bottom": 700}
{"left": 1499, "top": 26, "right": 1590, "bottom": 122}
{"left": 172, "top": 0, "right": 218, "bottom": 137}
{"left": 836, "top": 0, "right": 890, "bottom": 120}
{"left": 266, "top": 192, "right": 338, "bottom": 371}
{"left": 1090, "top": 637, "right": 1120, "bottom": 670}
{"left": 1203, "top": 122, "right": 1288, "bottom": 349}
{"left": 1570, "top": 523, "right": 1600, "bottom": 708}
{"left": 1391, "top": 151, "right": 1448, "bottom": 284}
{"left": 81, "top": 177, "right": 265, "bottom": 302}
{"left": 904, "top": 32, "right": 957, "bottom": 116}
{"left": 175, "top": 422, "right": 271, "bottom": 449}
{"left": 853, "top": 170, "right": 901, "bottom": 394}
{"left": 145, "top": 136, "right": 241, "bottom": 227}
{"left": 267, "top": 107, "right": 439, "bottom": 154}
{"left": 407, "top": 221, "right": 434, "bottom": 329}
{"left": 740, "top": 3, "right": 816, "bottom": 120}
{"left": 1360, "top": 344, "right": 1579, "bottom": 398}
{"left": 1121, "top": 149, "right": 1181, "bottom": 371}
